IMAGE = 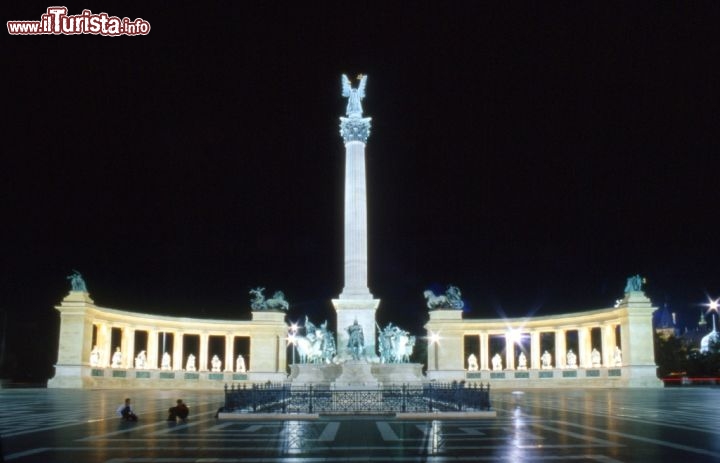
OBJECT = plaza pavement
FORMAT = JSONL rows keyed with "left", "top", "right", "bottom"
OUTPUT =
{"left": 1, "top": 386, "right": 719, "bottom": 462}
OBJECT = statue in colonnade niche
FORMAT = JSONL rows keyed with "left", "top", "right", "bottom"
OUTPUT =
{"left": 517, "top": 352, "right": 527, "bottom": 370}
{"left": 491, "top": 353, "right": 502, "bottom": 371}
{"left": 378, "top": 323, "right": 416, "bottom": 363}
{"left": 249, "top": 287, "right": 289, "bottom": 311}
{"left": 423, "top": 285, "right": 465, "bottom": 310}
{"left": 541, "top": 350, "right": 552, "bottom": 369}
{"left": 111, "top": 347, "right": 122, "bottom": 368}
{"left": 591, "top": 348, "right": 601, "bottom": 367}
{"left": 161, "top": 352, "right": 172, "bottom": 370}
{"left": 90, "top": 345, "right": 101, "bottom": 367}
{"left": 613, "top": 346, "right": 622, "bottom": 366}
{"left": 566, "top": 349, "right": 577, "bottom": 368}
{"left": 211, "top": 355, "right": 222, "bottom": 372}
{"left": 134, "top": 350, "right": 147, "bottom": 369}
{"left": 236, "top": 354, "right": 246, "bottom": 372}
{"left": 186, "top": 353, "right": 196, "bottom": 371}
{"left": 67, "top": 270, "right": 88, "bottom": 292}
{"left": 467, "top": 353, "right": 478, "bottom": 371}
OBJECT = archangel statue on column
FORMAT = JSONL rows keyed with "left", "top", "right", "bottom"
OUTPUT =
{"left": 342, "top": 74, "right": 367, "bottom": 117}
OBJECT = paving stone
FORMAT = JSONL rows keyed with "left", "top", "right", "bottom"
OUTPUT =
{"left": 1, "top": 388, "right": 718, "bottom": 462}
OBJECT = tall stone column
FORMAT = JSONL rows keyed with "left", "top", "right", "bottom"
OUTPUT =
{"left": 97, "top": 323, "right": 111, "bottom": 367}
{"left": 480, "top": 333, "right": 489, "bottom": 370}
{"left": 505, "top": 335, "right": 515, "bottom": 370}
{"left": 578, "top": 327, "right": 590, "bottom": 368}
{"left": 173, "top": 332, "right": 183, "bottom": 371}
{"left": 332, "top": 74, "right": 380, "bottom": 360}
{"left": 530, "top": 331, "right": 541, "bottom": 369}
{"left": 555, "top": 329, "right": 566, "bottom": 368}
{"left": 147, "top": 329, "right": 159, "bottom": 369}
{"left": 224, "top": 334, "right": 234, "bottom": 372}
{"left": 602, "top": 323, "right": 616, "bottom": 367}
{"left": 122, "top": 327, "right": 135, "bottom": 369}
{"left": 199, "top": 332, "right": 209, "bottom": 371}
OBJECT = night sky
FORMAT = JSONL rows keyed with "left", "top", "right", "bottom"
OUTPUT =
{"left": 4, "top": 2, "right": 720, "bottom": 381}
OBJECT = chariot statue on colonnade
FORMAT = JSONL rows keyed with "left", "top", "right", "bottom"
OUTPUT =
{"left": 424, "top": 285, "right": 464, "bottom": 310}
{"left": 67, "top": 270, "right": 88, "bottom": 292}
{"left": 624, "top": 274, "right": 645, "bottom": 293}
{"left": 249, "top": 287, "right": 289, "bottom": 311}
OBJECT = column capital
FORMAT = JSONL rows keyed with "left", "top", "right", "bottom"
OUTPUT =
{"left": 340, "top": 116, "right": 371, "bottom": 143}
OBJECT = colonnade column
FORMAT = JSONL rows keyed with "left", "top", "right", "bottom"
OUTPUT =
{"left": 578, "top": 327, "right": 590, "bottom": 368}
{"left": 224, "top": 335, "right": 234, "bottom": 372}
{"left": 505, "top": 335, "right": 515, "bottom": 370}
{"left": 530, "top": 331, "right": 541, "bottom": 369}
{"left": 199, "top": 333, "right": 209, "bottom": 371}
{"left": 602, "top": 323, "right": 616, "bottom": 367}
{"left": 147, "top": 329, "right": 159, "bottom": 369}
{"left": 554, "top": 329, "right": 566, "bottom": 368}
{"left": 97, "top": 323, "right": 112, "bottom": 367}
{"left": 480, "top": 333, "right": 489, "bottom": 370}
{"left": 173, "top": 332, "right": 184, "bottom": 370}
{"left": 122, "top": 327, "right": 135, "bottom": 369}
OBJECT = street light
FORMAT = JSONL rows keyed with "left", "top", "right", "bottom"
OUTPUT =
{"left": 288, "top": 322, "right": 299, "bottom": 365}
{"left": 707, "top": 298, "right": 719, "bottom": 332}
{"left": 507, "top": 329, "right": 522, "bottom": 345}
{"left": 429, "top": 331, "right": 441, "bottom": 370}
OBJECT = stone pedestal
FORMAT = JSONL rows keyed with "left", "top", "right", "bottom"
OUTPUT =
{"left": 332, "top": 298, "right": 380, "bottom": 360}
{"left": 333, "top": 360, "right": 379, "bottom": 388}
{"left": 371, "top": 363, "right": 425, "bottom": 386}
{"left": 48, "top": 291, "right": 96, "bottom": 389}
{"left": 290, "top": 363, "right": 341, "bottom": 387}
{"left": 249, "top": 310, "right": 288, "bottom": 377}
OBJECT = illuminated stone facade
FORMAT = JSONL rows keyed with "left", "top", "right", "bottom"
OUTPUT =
{"left": 48, "top": 290, "right": 287, "bottom": 389}
{"left": 425, "top": 290, "right": 662, "bottom": 388}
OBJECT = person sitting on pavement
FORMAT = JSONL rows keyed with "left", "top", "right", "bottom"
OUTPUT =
{"left": 117, "top": 398, "right": 138, "bottom": 421}
{"left": 167, "top": 399, "right": 189, "bottom": 422}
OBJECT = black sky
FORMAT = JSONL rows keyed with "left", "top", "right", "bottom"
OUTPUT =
{"left": 3, "top": 2, "right": 720, "bottom": 380}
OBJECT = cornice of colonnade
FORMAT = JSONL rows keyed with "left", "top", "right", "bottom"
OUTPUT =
{"left": 426, "top": 305, "right": 638, "bottom": 331}
{"left": 55, "top": 291, "right": 288, "bottom": 332}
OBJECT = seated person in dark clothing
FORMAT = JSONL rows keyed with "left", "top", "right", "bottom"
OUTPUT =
{"left": 118, "top": 398, "right": 138, "bottom": 421}
{"left": 168, "top": 399, "right": 189, "bottom": 422}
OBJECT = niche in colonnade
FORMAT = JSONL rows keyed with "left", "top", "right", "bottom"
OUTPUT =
{"left": 91, "top": 325, "right": 98, "bottom": 348}
{"left": 157, "top": 332, "right": 174, "bottom": 357}
{"left": 463, "top": 335, "right": 479, "bottom": 367}
{"left": 111, "top": 327, "right": 122, "bottom": 351}
{"left": 515, "top": 332, "right": 530, "bottom": 358}
{"left": 208, "top": 335, "right": 225, "bottom": 369}
{"left": 489, "top": 335, "right": 506, "bottom": 359}
{"left": 540, "top": 332, "right": 555, "bottom": 359}
{"left": 183, "top": 334, "right": 200, "bottom": 367}
{"left": 134, "top": 331, "right": 148, "bottom": 356}
{"left": 591, "top": 327, "right": 602, "bottom": 352}
{"left": 565, "top": 330, "right": 578, "bottom": 355}
{"left": 234, "top": 336, "right": 250, "bottom": 371}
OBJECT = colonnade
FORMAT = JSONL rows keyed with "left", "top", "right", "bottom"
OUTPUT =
{"left": 48, "top": 291, "right": 288, "bottom": 388}
{"left": 425, "top": 290, "right": 662, "bottom": 387}
{"left": 92, "top": 323, "right": 248, "bottom": 372}
{"left": 472, "top": 323, "right": 620, "bottom": 370}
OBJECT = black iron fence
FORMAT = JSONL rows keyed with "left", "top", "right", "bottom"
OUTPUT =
{"left": 223, "top": 382, "right": 491, "bottom": 414}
